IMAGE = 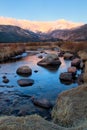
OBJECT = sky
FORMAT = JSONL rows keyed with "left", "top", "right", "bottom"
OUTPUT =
{"left": 0, "top": 0, "right": 87, "bottom": 23}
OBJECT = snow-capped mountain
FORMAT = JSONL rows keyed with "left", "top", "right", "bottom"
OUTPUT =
{"left": 0, "top": 17, "right": 83, "bottom": 33}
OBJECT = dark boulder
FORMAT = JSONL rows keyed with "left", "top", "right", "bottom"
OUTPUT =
{"left": 17, "top": 79, "right": 34, "bottom": 87}
{"left": 71, "top": 58, "right": 81, "bottom": 68}
{"left": 58, "top": 51, "right": 65, "bottom": 57}
{"left": 16, "top": 66, "right": 32, "bottom": 77}
{"left": 37, "top": 54, "right": 61, "bottom": 68}
{"left": 59, "top": 72, "right": 73, "bottom": 84}
{"left": 67, "top": 67, "right": 77, "bottom": 75}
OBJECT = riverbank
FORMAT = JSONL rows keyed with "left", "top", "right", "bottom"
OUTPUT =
{"left": 0, "top": 42, "right": 87, "bottom": 129}
{"left": 0, "top": 43, "right": 25, "bottom": 62}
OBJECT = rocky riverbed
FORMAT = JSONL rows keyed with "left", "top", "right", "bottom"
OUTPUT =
{"left": 0, "top": 49, "right": 86, "bottom": 130}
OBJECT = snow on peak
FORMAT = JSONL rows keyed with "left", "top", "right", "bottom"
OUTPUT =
{"left": 0, "top": 17, "right": 83, "bottom": 32}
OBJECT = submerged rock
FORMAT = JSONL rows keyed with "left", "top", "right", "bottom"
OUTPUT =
{"left": 16, "top": 66, "right": 32, "bottom": 77}
{"left": 52, "top": 84, "right": 87, "bottom": 127}
{"left": 2, "top": 78, "right": 9, "bottom": 83}
{"left": 2, "top": 75, "right": 7, "bottom": 79}
{"left": 17, "top": 79, "right": 34, "bottom": 87}
{"left": 34, "top": 70, "right": 38, "bottom": 73}
{"left": 32, "top": 98, "right": 53, "bottom": 109}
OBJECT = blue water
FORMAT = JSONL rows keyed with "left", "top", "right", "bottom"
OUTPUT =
{"left": 0, "top": 51, "right": 81, "bottom": 104}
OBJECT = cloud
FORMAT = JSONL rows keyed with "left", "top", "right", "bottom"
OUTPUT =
{"left": 0, "top": 16, "right": 83, "bottom": 32}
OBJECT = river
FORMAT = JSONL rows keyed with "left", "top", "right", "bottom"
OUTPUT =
{"left": 0, "top": 50, "right": 81, "bottom": 119}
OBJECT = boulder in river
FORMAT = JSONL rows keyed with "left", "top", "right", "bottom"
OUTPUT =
{"left": 37, "top": 53, "right": 61, "bottom": 68}
{"left": 67, "top": 67, "right": 77, "bottom": 75}
{"left": 59, "top": 72, "right": 73, "bottom": 83}
{"left": 17, "top": 79, "right": 34, "bottom": 87}
{"left": 71, "top": 58, "right": 81, "bottom": 68}
{"left": 16, "top": 66, "right": 32, "bottom": 77}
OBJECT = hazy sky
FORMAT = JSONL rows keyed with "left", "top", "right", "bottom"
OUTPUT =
{"left": 0, "top": 0, "right": 86, "bottom": 22}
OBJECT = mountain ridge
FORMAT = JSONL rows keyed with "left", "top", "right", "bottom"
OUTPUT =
{"left": 0, "top": 25, "right": 40, "bottom": 42}
{"left": 48, "top": 24, "right": 87, "bottom": 41}
{"left": 0, "top": 17, "right": 83, "bottom": 33}
{"left": 0, "top": 23, "right": 87, "bottom": 42}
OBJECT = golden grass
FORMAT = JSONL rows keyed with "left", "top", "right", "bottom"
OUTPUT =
{"left": 0, "top": 115, "right": 87, "bottom": 130}
{"left": 0, "top": 43, "right": 25, "bottom": 62}
{"left": 61, "top": 41, "right": 87, "bottom": 52}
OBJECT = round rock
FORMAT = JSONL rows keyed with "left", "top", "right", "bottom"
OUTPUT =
{"left": 16, "top": 66, "right": 32, "bottom": 77}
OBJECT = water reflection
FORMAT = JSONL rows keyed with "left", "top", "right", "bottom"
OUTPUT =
{"left": 0, "top": 50, "right": 82, "bottom": 118}
{"left": 0, "top": 51, "right": 81, "bottom": 101}
{"left": 60, "top": 57, "right": 67, "bottom": 68}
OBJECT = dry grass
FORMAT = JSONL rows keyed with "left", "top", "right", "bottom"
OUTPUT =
{"left": 52, "top": 84, "right": 87, "bottom": 127}
{"left": 78, "top": 51, "right": 87, "bottom": 61}
{"left": 61, "top": 41, "right": 87, "bottom": 53}
{"left": 24, "top": 41, "right": 61, "bottom": 50}
{"left": 0, "top": 115, "right": 86, "bottom": 130}
{"left": 0, "top": 43, "right": 25, "bottom": 62}
{"left": 0, "top": 41, "right": 87, "bottom": 62}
